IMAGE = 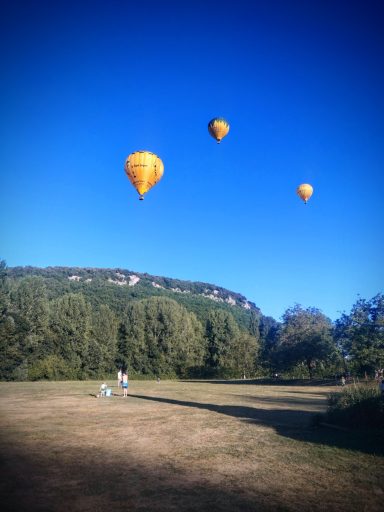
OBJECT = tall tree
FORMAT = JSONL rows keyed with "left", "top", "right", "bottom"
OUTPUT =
{"left": 205, "top": 309, "right": 240, "bottom": 374}
{"left": 119, "top": 300, "right": 147, "bottom": 372}
{"left": 49, "top": 293, "right": 92, "bottom": 377}
{"left": 120, "top": 297, "right": 205, "bottom": 377}
{"left": 259, "top": 315, "right": 280, "bottom": 371}
{"left": 226, "top": 332, "right": 260, "bottom": 378}
{"left": 248, "top": 310, "right": 260, "bottom": 340}
{"left": 335, "top": 294, "right": 384, "bottom": 375}
{"left": 0, "top": 260, "right": 24, "bottom": 379}
{"left": 88, "top": 304, "right": 119, "bottom": 376}
{"left": 277, "top": 305, "right": 334, "bottom": 379}
{"left": 12, "top": 277, "right": 49, "bottom": 367}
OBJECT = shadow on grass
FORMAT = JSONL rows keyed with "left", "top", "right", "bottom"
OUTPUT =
{"left": 131, "top": 394, "right": 384, "bottom": 456}
{"left": 238, "top": 395, "right": 327, "bottom": 406}
{"left": 0, "top": 443, "right": 291, "bottom": 512}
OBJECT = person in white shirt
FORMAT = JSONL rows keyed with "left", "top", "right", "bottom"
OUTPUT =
{"left": 99, "top": 382, "right": 107, "bottom": 397}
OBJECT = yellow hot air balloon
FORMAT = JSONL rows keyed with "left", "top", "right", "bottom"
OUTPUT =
{"left": 124, "top": 150, "right": 164, "bottom": 200}
{"left": 208, "top": 117, "right": 230, "bottom": 143}
{"left": 296, "top": 183, "right": 313, "bottom": 204}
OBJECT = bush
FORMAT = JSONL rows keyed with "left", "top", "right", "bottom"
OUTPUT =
{"left": 28, "top": 355, "right": 77, "bottom": 380}
{"left": 326, "top": 384, "right": 384, "bottom": 429}
{"left": 11, "top": 361, "right": 29, "bottom": 381}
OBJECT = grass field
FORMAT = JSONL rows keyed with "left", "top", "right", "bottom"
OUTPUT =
{"left": 0, "top": 380, "right": 383, "bottom": 512}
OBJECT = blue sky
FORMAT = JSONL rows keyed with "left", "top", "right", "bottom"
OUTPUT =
{"left": 1, "top": 0, "right": 383, "bottom": 321}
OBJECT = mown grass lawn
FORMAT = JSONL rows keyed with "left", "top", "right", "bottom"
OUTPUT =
{"left": 0, "top": 380, "right": 383, "bottom": 511}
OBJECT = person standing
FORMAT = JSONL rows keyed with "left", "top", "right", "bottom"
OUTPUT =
{"left": 117, "top": 369, "right": 122, "bottom": 388}
{"left": 122, "top": 371, "right": 129, "bottom": 397}
{"left": 380, "top": 379, "right": 384, "bottom": 397}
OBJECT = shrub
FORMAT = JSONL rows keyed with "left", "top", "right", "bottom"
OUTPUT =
{"left": 28, "top": 355, "right": 77, "bottom": 380}
{"left": 326, "top": 384, "right": 384, "bottom": 429}
{"left": 11, "top": 361, "right": 29, "bottom": 381}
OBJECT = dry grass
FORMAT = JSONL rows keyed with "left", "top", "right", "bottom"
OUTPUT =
{"left": 0, "top": 380, "right": 383, "bottom": 511}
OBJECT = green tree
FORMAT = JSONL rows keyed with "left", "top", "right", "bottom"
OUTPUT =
{"left": 87, "top": 304, "right": 119, "bottom": 376}
{"left": 226, "top": 332, "right": 260, "bottom": 378}
{"left": 205, "top": 309, "right": 240, "bottom": 375}
{"left": 49, "top": 293, "right": 92, "bottom": 378}
{"left": 120, "top": 297, "right": 205, "bottom": 377}
{"left": 12, "top": 277, "right": 50, "bottom": 372}
{"left": 0, "top": 260, "right": 25, "bottom": 379}
{"left": 259, "top": 315, "right": 280, "bottom": 372}
{"left": 248, "top": 310, "right": 260, "bottom": 340}
{"left": 335, "top": 294, "right": 384, "bottom": 375}
{"left": 119, "top": 300, "right": 147, "bottom": 373}
{"left": 277, "top": 305, "right": 334, "bottom": 379}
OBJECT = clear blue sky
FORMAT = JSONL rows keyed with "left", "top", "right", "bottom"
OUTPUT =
{"left": 1, "top": 0, "right": 383, "bottom": 321}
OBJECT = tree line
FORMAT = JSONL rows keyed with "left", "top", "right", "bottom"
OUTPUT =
{"left": 0, "top": 261, "right": 382, "bottom": 381}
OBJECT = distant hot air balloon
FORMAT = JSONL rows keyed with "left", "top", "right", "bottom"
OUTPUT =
{"left": 296, "top": 183, "right": 313, "bottom": 204}
{"left": 208, "top": 117, "right": 230, "bottom": 143}
{"left": 124, "top": 150, "right": 164, "bottom": 200}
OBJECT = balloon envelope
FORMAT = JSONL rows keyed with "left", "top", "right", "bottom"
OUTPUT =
{"left": 208, "top": 117, "right": 230, "bottom": 143}
{"left": 124, "top": 151, "right": 164, "bottom": 200}
{"left": 296, "top": 183, "right": 313, "bottom": 204}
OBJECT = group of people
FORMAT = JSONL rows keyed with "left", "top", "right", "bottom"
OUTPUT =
{"left": 98, "top": 369, "right": 129, "bottom": 398}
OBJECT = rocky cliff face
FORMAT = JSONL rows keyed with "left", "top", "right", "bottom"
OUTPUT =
{"left": 8, "top": 265, "right": 259, "bottom": 312}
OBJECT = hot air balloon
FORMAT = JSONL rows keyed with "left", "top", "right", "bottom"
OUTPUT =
{"left": 124, "top": 150, "right": 164, "bottom": 200}
{"left": 296, "top": 183, "right": 313, "bottom": 204}
{"left": 208, "top": 117, "right": 230, "bottom": 143}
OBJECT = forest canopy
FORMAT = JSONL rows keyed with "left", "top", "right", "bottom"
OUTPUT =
{"left": 1, "top": 262, "right": 382, "bottom": 381}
